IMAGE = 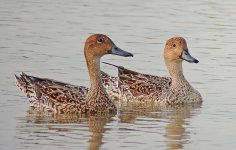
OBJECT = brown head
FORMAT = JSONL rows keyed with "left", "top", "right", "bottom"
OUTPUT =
{"left": 164, "top": 37, "right": 199, "bottom": 63}
{"left": 84, "top": 34, "right": 133, "bottom": 59}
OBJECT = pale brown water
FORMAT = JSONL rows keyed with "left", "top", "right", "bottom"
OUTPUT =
{"left": 0, "top": 0, "right": 236, "bottom": 149}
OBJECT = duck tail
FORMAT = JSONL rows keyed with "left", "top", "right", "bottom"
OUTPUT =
{"left": 15, "top": 72, "right": 39, "bottom": 95}
{"left": 15, "top": 72, "right": 30, "bottom": 94}
{"left": 102, "top": 62, "right": 139, "bottom": 75}
{"left": 102, "top": 62, "right": 124, "bottom": 69}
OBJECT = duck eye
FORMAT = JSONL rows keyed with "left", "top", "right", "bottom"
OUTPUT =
{"left": 97, "top": 38, "right": 103, "bottom": 43}
{"left": 173, "top": 44, "right": 176, "bottom": 48}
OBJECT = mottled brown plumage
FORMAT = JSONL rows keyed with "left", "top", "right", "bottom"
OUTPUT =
{"left": 15, "top": 34, "right": 133, "bottom": 115}
{"left": 102, "top": 37, "right": 202, "bottom": 104}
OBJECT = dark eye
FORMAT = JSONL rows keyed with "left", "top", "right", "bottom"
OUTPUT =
{"left": 173, "top": 44, "right": 176, "bottom": 48}
{"left": 97, "top": 38, "right": 103, "bottom": 43}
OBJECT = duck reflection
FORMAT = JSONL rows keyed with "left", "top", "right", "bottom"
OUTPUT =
{"left": 87, "top": 115, "right": 112, "bottom": 150}
{"left": 24, "top": 110, "right": 114, "bottom": 150}
{"left": 117, "top": 102, "right": 202, "bottom": 150}
{"left": 22, "top": 102, "right": 201, "bottom": 150}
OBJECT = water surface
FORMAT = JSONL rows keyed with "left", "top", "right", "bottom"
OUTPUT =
{"left": 0, "top": 0, "right": 236, "bottom": 149}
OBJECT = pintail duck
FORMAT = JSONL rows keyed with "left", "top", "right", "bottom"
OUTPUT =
{"left": 102, "top": 37, "right": 202, "bottom": 104}
{"left": 15, "top": 34, "right": 133, "bottom": 114}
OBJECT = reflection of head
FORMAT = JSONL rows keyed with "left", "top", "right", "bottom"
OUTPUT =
{"left": 118, "top": 103, "right": 202, "bottom": 150}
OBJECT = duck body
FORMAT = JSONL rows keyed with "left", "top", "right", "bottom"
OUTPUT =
{"left": 16, "top": 73, "right": 106, "bottom": 114}
{"left": 15, "top": 34, "right": 133, "bottom": 114}
{"left": 157, "top": 76, "right": 202, "bottom": 105}
{"left": 102, "top": 37, "right": 202, "bottom": 104}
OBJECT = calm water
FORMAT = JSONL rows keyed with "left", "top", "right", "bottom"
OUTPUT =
{"left": 0, "top": 0, "right": 236, "bottom": 149}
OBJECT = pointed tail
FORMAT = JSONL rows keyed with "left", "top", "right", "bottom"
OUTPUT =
{"left": 102, "top": 62, "right": 124, "bottom": 69}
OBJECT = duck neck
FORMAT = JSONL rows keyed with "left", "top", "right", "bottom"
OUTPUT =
{"left": 165, "top": 59, "right": 189, "bottom": 87}
{"left": 86, "top": 56, "right": 104, "bottom": 90}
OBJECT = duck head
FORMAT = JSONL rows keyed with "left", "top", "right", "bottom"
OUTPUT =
{"left": 84, "top": 34, "right": 133, "bottom": 59}
{"left": 164, "top": 37, "right": 198, "bottom": 63}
